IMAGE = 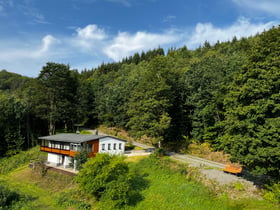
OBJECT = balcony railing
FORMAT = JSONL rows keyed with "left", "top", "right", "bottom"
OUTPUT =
{"left": 40, "top": 146, "right": 77, "bottom": 156}
{"left": 40, "top": 146, "right": 96, "bottom": 157}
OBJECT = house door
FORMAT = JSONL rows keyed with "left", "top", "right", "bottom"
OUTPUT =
{"left": 92, "top": 140, "right": 99, "bottom": 155}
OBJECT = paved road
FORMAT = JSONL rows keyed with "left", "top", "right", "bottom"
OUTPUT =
{"left": 132, "top": 141, "right": 155, "bottom": 150}
{"left": 168, "top": 152, "right": 225, "bottom": 169}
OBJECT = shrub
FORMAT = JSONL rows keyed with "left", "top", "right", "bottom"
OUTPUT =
{"left": 76, "top": 153, "right": 132, "bottom": 208}
{"left": 73, "top": 149, "right": 89, "bottom": 170}
{"left": 264, "top": 182, "right": 280, "bottom": 203}
{"left": 0, "top": 183, "right": 20, "bottom": 208}
{"left": 0, "top": 146, "right": 45, "bottom": 174}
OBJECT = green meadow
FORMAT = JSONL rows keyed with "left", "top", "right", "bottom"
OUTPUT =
{"left": 0, "top": 147, "right": 279, "bottom": 209}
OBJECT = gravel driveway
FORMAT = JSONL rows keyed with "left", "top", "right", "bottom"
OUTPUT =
{"left": 169, "top": 152, "right": 256, "bottom": 186}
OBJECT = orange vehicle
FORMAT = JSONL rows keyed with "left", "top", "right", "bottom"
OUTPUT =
{"left": 223, "top": 164, "right": 242, "bottom": 175}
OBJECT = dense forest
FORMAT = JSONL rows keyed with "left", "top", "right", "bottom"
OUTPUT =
{"left": 0, "top": 26, "right": 279, "bottom": 180}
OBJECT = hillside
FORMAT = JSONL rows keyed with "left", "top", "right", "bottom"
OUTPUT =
{"left": 0, "top": 148, "right": 279, "bottom": 209}
{"left": 0, "top": 26, "right": 280, "bottom": 182}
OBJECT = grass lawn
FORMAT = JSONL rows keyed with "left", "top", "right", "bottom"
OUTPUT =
{"left": 0, "top": 147, "right": 279, "bottom": 210}
{"left": 123, "top": 156, "right": 279, "bottom": 210}
{"left": 0, "top": 171, "right": 64, "bottom": 209}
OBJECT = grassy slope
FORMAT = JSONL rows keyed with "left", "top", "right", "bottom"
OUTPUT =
{"left": 0, "top": 174, "right": 63, "bottom": 210}
{"left": 124, "top": 156, "right": 277, "bottom": 210}
{"left": 0, "top": 147, "right": 279, "bottom": 210}
{"left": 0, "top": 148, "right": 62, "bottom": 209}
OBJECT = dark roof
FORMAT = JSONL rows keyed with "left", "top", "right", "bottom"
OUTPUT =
{"left": 39, "top": 133, "right": 126, "bottom": 143}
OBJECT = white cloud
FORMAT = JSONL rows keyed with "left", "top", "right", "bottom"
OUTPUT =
{"left": 0, "top": 35, "right": 57, "bottom": 60}
{"left": 186, "top": 17, "right": 276, "bottom": 48}
{"left": 73, "top": 24, "right": 107, "bottom": 53}
{"left": 73, "top": 25, "right": 180, "bottom": 61}
{"left": 233, "top": 0, "right": 280, "bottom": 17}
{"left": 103, "top": 31, "right": 179, "bottom": 61}
{"left": 0, "top": 19, "right": 278, "bottom": 77}
{"left": 0, "top": 35, "right": 59, "bottom": 76}
{"left": 21, "top": 5, "right": 49, "bottom": 24}
{"left": 36, "top": 35, "right": 58, "bottom": 56}
{"left": 76, "top": 24, "right": 107, "bottom": 40}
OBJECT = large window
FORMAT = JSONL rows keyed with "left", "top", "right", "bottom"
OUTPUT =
{"left": 108, "top": 143, "right": 111, "bottom": 150}
{"left": 70, "top": 143, "right": 81, "bottom": 151}
{"left": 102, "top": 144, "right": 105, "bottom": 151}
{"left": 64, "top": 144, "right": 70, "bottom": 150}
{"left": 55, "top": 143, "right": 60, "bottom": 149}
{"left": 113, "top": 143, "right": 116, "bottom": 150}
{"left": 119, "top": 143, "right": 122, "bottom": 150}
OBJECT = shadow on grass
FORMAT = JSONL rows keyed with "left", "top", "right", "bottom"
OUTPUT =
{"left": 127, "top": 172, "right": 149, "bottom": 206}
{"left": 126, "top": 157, "right": 152, "bottom": 207}
{"left": 239, "top": 169, "right": 272, "bottom": 188}
{"left": 0, "top": 181, "right": 37, "bottom": 209}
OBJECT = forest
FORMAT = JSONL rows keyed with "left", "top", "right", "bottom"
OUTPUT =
{"left": 0, "top": 26, "right": 279, "bottom": 181}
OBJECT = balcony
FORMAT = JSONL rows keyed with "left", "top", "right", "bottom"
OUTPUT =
{"left": 40, "top": 146, "right": 78, "bottom": 157}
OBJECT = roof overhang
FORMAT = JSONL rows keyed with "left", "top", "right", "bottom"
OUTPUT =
{"left": 39, "top": 133, "right": 127, "bottom": 144}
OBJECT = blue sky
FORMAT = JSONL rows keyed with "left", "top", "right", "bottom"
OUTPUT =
{"left": 0, "top": 0, "right": 279, "bottom": 77}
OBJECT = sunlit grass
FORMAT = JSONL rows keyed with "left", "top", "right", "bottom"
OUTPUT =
{"left": 0, "top": 149, "right": 279, "bottom": 210}
{"left": 123, "top": 156, "right": 279, "bottom": 210}
{"left": 125, "top": 155, "right": 148, "bottom": 163}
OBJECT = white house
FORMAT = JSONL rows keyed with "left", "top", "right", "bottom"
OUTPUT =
{"left": 39, "top": 133, "right": 126, "bottom": 169}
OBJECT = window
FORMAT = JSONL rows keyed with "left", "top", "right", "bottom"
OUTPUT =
{"left": 77, "top": 144, "right": 81, "bottom": 152}
{"left": 119, "top": 143, "right": 122, "bottom": 150}
{"left": 102, "top": 144, "right": 105, "bottom": 151}
{"left": 64, "top": 144, "right": 70, "bottom": 150}
{"left": 87, "top": 144, "right": 92, "bottom": 152}
{"left": 113, "top": 143, "right": 116, "bottom": 150}
{"left": 108, "top": 143, "right": 111, "bottom": 150}
{"left": 73, "top": 144, "right": 77, "bottom": 151}
{"left": 55, "top": 143, "right": 60, "bottom": 149}
{"left": 70, "top": 143, "right": 81, "bottom": 151}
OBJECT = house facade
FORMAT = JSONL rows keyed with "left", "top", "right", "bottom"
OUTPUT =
{"left": 39, "top": 133, "right": 126, "bottom": 169}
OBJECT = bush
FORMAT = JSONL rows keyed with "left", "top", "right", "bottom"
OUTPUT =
{"left": 0, "top": 183, "right": 20, "bottom": 208}
{"left": 76, "top": 153, "right": 132, "bottom": 208}
{"left": 0, "top": 146, "right": 45, "bottom": 174}
{"left": 73, "top": 149, "right": 88, "bottom": 170}
{"left": 264, "top": 182, "right": 280, "bottom": 203}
